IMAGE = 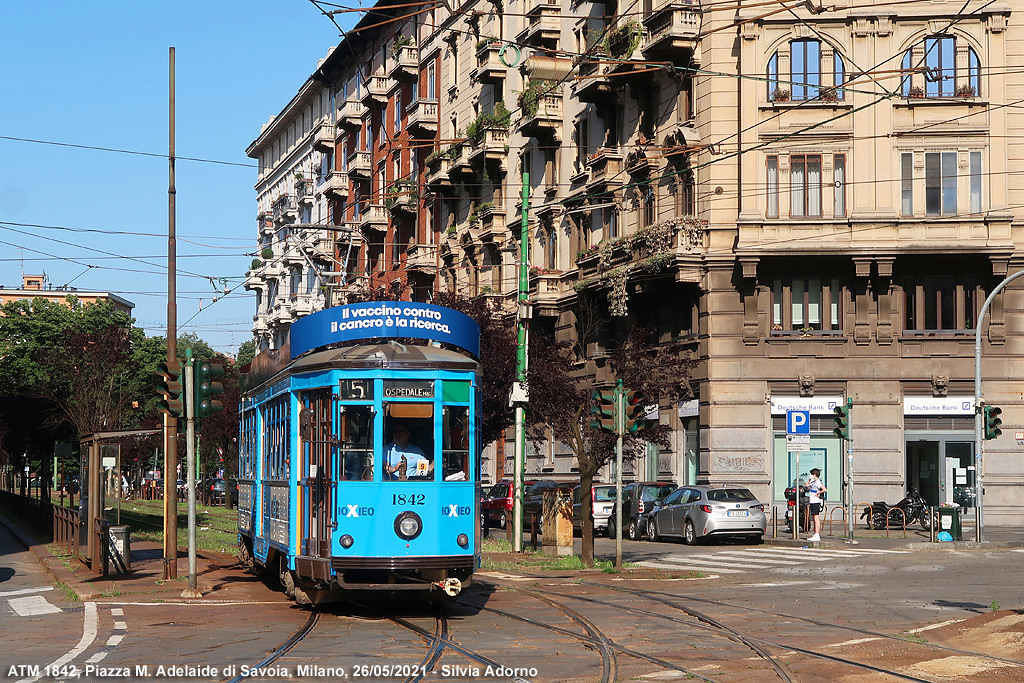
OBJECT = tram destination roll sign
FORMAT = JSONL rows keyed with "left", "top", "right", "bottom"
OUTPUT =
{"left": 290, "top": 302, "right": 481, "bottom": 359}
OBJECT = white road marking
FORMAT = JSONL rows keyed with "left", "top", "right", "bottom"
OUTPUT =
{"left": 111, "top": 608, "right": 124, "bottom": 616}
{"left": 711, "top": 552, "right": 803, "bottom": 565}
{"left": 0, "top": 586, "right": 54, "bottom": 598}
{"left": 106, "top": 635, "right": 124, "bottom": 646}
{"left": 908, "top": 618, "right": 964, "bottom": 633}
{"left": 737, "top": 581, "right": 816, "bottom": 587}
{"left": 113, "top": 621, "right": 127, "bottom": 630}
{"left": 17, "top": 602, "right": 97, "bottom": 683}
{"left": 8, "top": 595, "right": 61, "bottom": 616}
{"left": 85, "top": 652, "right": 107, "bottom": 664}
{"left": 638, "top": 560, "right": 744, "bottom": 573}
{"left": 661, "top": 554, "right": 775, "bottom": 570}
{"left": 825, "top": 637, "right": 882, "bottom": 648}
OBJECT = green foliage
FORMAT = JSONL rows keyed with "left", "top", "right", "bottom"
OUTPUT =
{"left": 465, "top": 102, "right": 512, "bottom": 142}
{"left": 517, "top": 81, "right": 559, "bottom": 118}
{"left": 236, "top": 339, "right": 257, "bottom": 367}
{"left": 389, "top": 35, "right": 414, "bottom": 60}
{"left": 608, "top": 21, "right": 643, "bottom": 60}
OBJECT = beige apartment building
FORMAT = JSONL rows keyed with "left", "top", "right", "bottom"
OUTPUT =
{"left": 250, "top": 0, "right": 1024, "bottom": 522}
{"left": 0, "top": 274, "right": 134, "bottom": 315}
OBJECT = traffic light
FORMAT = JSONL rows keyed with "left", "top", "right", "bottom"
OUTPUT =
{"left": 193, "top": 362, "right": 225, "bottom": 418}
{"left": 156, "top": 360, "right": 183, "bottom": 417}
{"left": 622, "top": 389, "right": 646, "bottom": 433}
{"left": 984, "top": 405, "right": 1003, "bottom": 440}
{"left": 589, "top": 389, "right": 616, "bottom": 433}
{"left": 833, "top": 398, "right": 852, "bottom": 439}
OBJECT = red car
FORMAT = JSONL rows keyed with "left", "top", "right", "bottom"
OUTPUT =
{"left": 481, "top": 480, "right": 535, "bottom": 529}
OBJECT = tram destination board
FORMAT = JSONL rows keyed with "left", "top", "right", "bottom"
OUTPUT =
{"left": 383, "top": 380, "right": 434, "bottom": 398}
{"left": 340, "top": 379, "right": 373, "bottom": 400}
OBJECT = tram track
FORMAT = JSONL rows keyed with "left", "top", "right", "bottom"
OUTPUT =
{"left": 222, "top": 609, "right": 320, "bottom": 683}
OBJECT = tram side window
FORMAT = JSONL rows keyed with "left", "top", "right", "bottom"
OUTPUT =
{"left": 384, "top": 403, "right": 434, "bottom": 481}
{"left": 339, "top": 405, "right": 374, "bottom": 481}
{"left": 442, "top": 405, "right": 470, "bottom": 481}
{"left": 264, "top": 396, "right": 289, "bottom": 480}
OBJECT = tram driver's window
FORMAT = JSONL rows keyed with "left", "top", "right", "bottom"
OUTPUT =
{"left": 384, "top": 403, "right": 434, "bottom": 481}
{"left": 442, "top": 405, "right": 470, "bottom": 481}
{"left": 339, "top": 405, "right": 374, "bottom": 481}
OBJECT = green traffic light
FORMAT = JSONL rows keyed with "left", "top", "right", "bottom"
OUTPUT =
{"left": 832, "top": 401, "right": 851, "bottom": 440}
{"left": 984, "top": 405, "right": 1003, "bottom": 440}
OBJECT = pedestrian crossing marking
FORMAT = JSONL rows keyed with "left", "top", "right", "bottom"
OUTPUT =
{"left": 638, "top": 546, "right": 906, "bottom": 576}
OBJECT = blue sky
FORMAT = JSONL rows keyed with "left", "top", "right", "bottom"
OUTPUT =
{"left": 0, "top": 1, "right": 352, "bottom": 355}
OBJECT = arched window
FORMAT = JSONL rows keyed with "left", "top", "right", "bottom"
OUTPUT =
{"left": 767, "top": 40, "right": 848, "bottom": 101}
{"left": 901, "top": 35, "right": 981, "bottom": 97}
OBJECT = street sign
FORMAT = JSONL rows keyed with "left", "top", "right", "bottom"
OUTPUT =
{"left": 787, "top": 410, "right": 810, "bottom": 434}
{"left": 787, "top": 434, "right": 811, "bottom": 447}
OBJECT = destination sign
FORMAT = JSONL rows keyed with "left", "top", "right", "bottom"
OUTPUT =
{"left": 383, "top": 381, "right": 434, "bottom": 398}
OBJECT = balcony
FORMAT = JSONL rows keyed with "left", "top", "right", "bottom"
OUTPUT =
{"left": 323, "top": 170, "right": 349, "bottom": 198}
{"left": 359, "top": 203, "right": 388, "bottom": 232}
{"left": 573, "top": 59, "right": 613, "bottom": 104}
{"left": 386, "top": 181, "right": 418, "bottom": 215}
{"left": 407, "top": 98, "right": 438, "bottom": 136}
{"left": 313, "top": 120, "right": 335, "bottom": 152}
{"left": 425, "top": 154, "right": 454, "bottom": 193}
{"left": 361, "top": 76, "right": 391, "bottom": 106}
{"left": 624, "top": 148, "right": 654, "bottom": 176}
{"left": 468, "top": 127, "right": 509, "bottom": 165}
{"left": 389, "top": 44, "right": 419, "bottom": 81}
{"left": 642, "top": 0, "right": 700, "bottom": 64}
{"left": 349, "top": 151, "right": 372, "bottom": 179}
{"left": 272, "top": 194, "right": 297, "bottom": 223}
{"left": 471, "top": 42, "right": 507, "bottom": 83}
{"left": 337, "top": 99, "right": 366, "bottom": 131}
{"left": 449, "top": 144, "right": 475, "bottom": 179}
{"left": 295, "top": 178, "right": 315, "bottom": 205}
{"left": 516, "top": 0, "right": 561, "bottom": 49}
{"left": 518, "top": 90, "right": 563, "bottom": 138}
{"left": 529, "top": 270, "right": 564, "bottom": 314}
{"left": 586, "top": 148, "right": 625, "bottom": 183}
{"left": 477, "top": 205, "right": 507, "bottom": 241}
{"left": 257, "top": 212, "right": 274, "bottom": 235}
{"left": 300, "top": 232, "right": 334, "bottom": 260}
{"left": 405, "top": 243, "right": 438, "bottom": 272}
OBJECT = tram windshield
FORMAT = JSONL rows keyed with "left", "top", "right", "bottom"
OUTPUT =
{"left": 442, "top": 406, "right": 470, "bottom": 481}
{"left": 339, "top": 405, "right": 374, "bottom": 481}
{"left": 384, "top": 403, "right": 434, "bottom": 482}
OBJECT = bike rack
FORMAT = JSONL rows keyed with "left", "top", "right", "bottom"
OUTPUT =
{"left": 823, "top": 504, "right": 847, "bottom": 536}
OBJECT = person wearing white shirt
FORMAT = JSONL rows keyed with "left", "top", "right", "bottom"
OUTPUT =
{"left": 805, "top": 468, "right": 827, "bottom": 542}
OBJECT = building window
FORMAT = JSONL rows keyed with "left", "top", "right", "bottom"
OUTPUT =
{"left": 901, "top": 153, "right": 914, "bottom": 216}
{"left": 833, "top": 154, "right": 846, "bottom": 217}
{"left": 639, "top": 184, "right": 656, "bottom": 227}
{"left": 970, "top": 151, "right": 982, "bottom": 214}
{"left": 772, "top": 277, "right": 843, "bottom": 331}
{"left": 395, "top": 94, "right": 402, "bottom": 133}
{"left": 903, "top": 275, "right": 980, "bottom": 331}
{"left": 925, "top": 151, "right": 957, "bottom": 216}
{"left": 791, "top": 39, "right": 821, "bottom": 100}
{"left": 766, "top": 155, "right": 779, "bottom": 218}
{"left": 790, "top": 154, "right": 822, "bottom": 217}
{"left": 901, "top": 36, "right": 981, "bottom": 97}
{"left": 834, "top": 53, "right": 845, "bottom": 99}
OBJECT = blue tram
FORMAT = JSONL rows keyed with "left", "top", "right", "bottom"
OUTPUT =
{"left": 238, "top": 302, "right": 482, "bottom": 602}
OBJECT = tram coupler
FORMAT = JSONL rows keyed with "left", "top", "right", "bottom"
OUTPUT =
{"left": 435, "top": 578, "right": 462, "bottom": 597}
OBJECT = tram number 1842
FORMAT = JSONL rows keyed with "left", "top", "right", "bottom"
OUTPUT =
{"left": 393, "top": 493, "right": 425, "bottom": 506}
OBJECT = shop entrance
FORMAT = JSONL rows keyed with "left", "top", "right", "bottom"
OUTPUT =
{"left": 906, "top": 436, "right": 975, "bottom": 510}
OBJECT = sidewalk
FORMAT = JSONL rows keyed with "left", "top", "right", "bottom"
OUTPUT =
{"left": 0, "top": 513, "right": 276, "bottom": 603}
{"left": 762, "top": 523, "right": 1024, "bottom": 551}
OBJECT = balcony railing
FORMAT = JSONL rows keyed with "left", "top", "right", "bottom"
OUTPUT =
{"left": 323, "top": 170, "right": 349, "bottom": 198}
{"left": 359, "top": 203, "right": 388, "bottom": 231}
{"left": 517, "top": 0, "right": 561, "bottom": 48}
{"left": 407, "top": 98, "right": 438, "bottom": 135}
{"left": 362, "top": 76, "right": 391, "bottom": 106}
{"left": 519, "top": 91, "right": 563, "bottom": 137}
{"left": 469, "top": 127, "right": 509, "bottom": 165}
{"left": 472, "top": 42, "right": 507, "bottom": 83}
{"left": 643, "top": 1, "right": 700, "bottom": 61}
{"left": 349, "top": 151, "right": 372, "bottom": 178}
{"left": 405, "top": 243, "right": 438, "bottom": 271}
{"left": 272, "top": 194, "right": 296, "bottom": 223}
{"left": 337, "top": 99, "right": 367, "bottom": 130}
{"left": 313, "top": 120, "right": 335, "bottom": 152}
{"left": 390, "top": 44, "right": 419, "bottom": 80}
{"left": 295, "top": 178, "right": 315, "bottom": 203}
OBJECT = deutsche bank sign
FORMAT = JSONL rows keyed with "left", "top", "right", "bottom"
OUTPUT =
{"left": 787, "top": 410, "right": 810, "bottom": 435}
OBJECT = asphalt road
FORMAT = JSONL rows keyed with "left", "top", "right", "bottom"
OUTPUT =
{"left": 5, "top": 528, "right": 1024, "bottom": 682}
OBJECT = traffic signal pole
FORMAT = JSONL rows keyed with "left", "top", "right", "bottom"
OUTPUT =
{"left": 614, "top": 379, "right": 624, "bottom": 570}
{"left": 512, "top": 170, "right": 530, "bottom": 553}
{"left": 973, "top": 268, "right": 1024, "bottom": 544}
{"left": 182, "top": 353, "right": 201, "bottom": 598}
{"left": 163, "top": 46, "right": 179, "bottom": 580}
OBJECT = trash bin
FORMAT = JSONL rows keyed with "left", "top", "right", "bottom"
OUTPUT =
{"left": 108, "top": 525, "right": 131, "bottom": 572}
{"left": 937, "top": 507, "right": 962, "bottom": 541}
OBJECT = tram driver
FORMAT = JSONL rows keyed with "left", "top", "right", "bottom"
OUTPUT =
{"left": 384, "top": 422, "right": 432, "bottom": 480}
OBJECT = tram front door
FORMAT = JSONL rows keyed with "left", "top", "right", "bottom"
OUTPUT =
{"left": 300, "top": 389, "right": 334, "bottom": 558}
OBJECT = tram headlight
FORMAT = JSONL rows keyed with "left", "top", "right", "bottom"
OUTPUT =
{"left": 457, "top": 533, "right": 469, "bottom": 548}
{"left": 394, "top": 511, "right": 423, "bottom": 541}
{"left": 340, "top": 534, "right": 354, "bottom": 549}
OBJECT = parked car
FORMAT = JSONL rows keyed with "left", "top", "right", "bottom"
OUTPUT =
{"left": 481, "top": 480, "right": 535, "bottom": 529}
{"left": 645, "top": 485, "right": 767, "bottom": 544}
{"left": 572, "top": 484, "right": 616, "bottom": 535}
{"left": 608, "top": 482, "right": 677, "bottom": 540}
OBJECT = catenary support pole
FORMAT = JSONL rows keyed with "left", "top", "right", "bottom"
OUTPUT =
{"left": 163, "top": 46, "right": 179, "bottom": 580}
{"left": 513, "top": 170, "right": 530, "bottom": 552}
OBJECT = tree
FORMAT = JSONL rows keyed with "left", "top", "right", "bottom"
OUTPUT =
{"left": 236, "top": 339, "right": 257, "bottom": 368}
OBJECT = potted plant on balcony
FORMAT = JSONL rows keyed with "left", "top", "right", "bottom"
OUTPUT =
{"left": 390, "top": 35, "right": 414, "bottom": 60}
{"left": 956, "top": 83, "right": 977, "bottom": 98}
{"left": 608, "top": 21, "right": 643, "bottom": 60}
{"left": 476, "top": 36, "right": 501, "bottom": 52}
{"left": 907, "top": 85, "right": 925, "bottom": 98}
{"left": 818, "top": 86, "right": 838, "bottom": 101}
{"left": 517, "top": 80, "right": 558, "bottom": 118}
{"left": 771, "top": 86, "right": 790, "bottom": 102}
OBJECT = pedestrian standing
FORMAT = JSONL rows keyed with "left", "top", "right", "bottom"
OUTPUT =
{"left": 806, "top": 468, "right": 826, "bottom": 542}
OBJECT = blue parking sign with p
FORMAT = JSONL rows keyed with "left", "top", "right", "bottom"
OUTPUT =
{"left": 787, "top": 410, "right": 810, "bottom": 434}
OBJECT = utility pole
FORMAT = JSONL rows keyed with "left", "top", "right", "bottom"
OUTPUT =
{"left": 512, "top": 170, "right": 530, "bottom": 552}
{"left": 163, "top": 46, "right": 179, "bottom": 579}
{"left": 182, "top": 351, "right": 201, "bottom": 598}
